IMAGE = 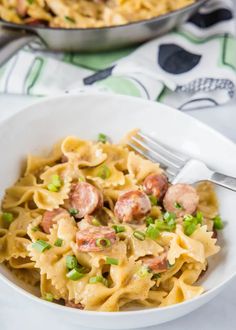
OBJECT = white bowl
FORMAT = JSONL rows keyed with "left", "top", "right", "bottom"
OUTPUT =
{"left": 0, "top": 93, "right": 236, "bottom": 329}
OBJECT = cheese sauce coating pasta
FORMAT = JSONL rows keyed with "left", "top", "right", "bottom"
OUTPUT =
{"left": 0, "top": 131, "right": 221, "bottom": 312}
{"left": 0, "top": 0, "right": 195, "bottom": 28}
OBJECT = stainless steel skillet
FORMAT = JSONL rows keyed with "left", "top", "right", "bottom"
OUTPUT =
{"left": 0, "top": 0, "right": 207, "bottom": 66}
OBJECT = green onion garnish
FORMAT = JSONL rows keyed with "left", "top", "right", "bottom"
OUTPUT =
{"left": 66, "top": 255, "right": 78, "bottom": 270}
{"left": 64, "top": 16, "right": 76, "bottom": 23}
{"left": 89, "top": 275, "right": 108, "bottom": 286}
{"left": 98, "top": 133, "right": 107, "bottom": 144}
{"left": 174, "top": 202, "right": 182, "bottom": 209}
{"left": 42, "top": 292, "right": 54, "bottom": 302}
{"left": 146, "top": 224, "right": 160, "bottom": 240}
{"left": 66, "top": 268, "right": 84, "bottom": 281}
{"left": 95, "top": 238, "right": 111, "bottom": 248}
{"left": 163, "top": 212, "right": 176, "bottom": 222}
{"left": 183, "top": 212, "right": 204, "bottom": 236}
{"left": 149, "top": 195, "right": 158, "bottom": 206}
{"left": 133, "top": 230, "right": 146, "bottom": 241}
{"left": 32, "top": 240, "right": 51, "bottom": 252}
{"left": 97, "top": 164, "right": 111, "bottom": 180}
{"left": 183, "top": 222, "right": 197, "bottom": 236}
{"left": 31, "top": 226, "right": 39, "bottom": 232}
{"left": 2, "top": 212, "right": 14, "bottom": 223}
{"left": 51, "top": 175, "right": 61, "bottom": 188}
{"left": 69, "top": 208, "right": 78, "bottom": 216}
{"left": 145, "top": 216, "right": 155, "bottom": 226}
{"left": 47, "top": 183, "right": 58, "bottom": 192}
{"left": 105, "top": 257, "right": 119, "bottom": 265}
{"left": 78, "top": 176, "right": 85, "bottom": 182}
{"left": 54, "top": 238, "right": 63, "bottom": 247}
{"left": 27, "top": 0, "right": 34, "bottom": 4}
{"left": 112, "top": 225, "right": 125, "bottom": 233}
{"left": 195, "top": 211, "right": 203, "bottom": 224}
{"left": 91, "top": 218, "right": 101, "bottom": 226}
{"left": 213, "top": 215, "right": 224, "bottom": 230}
{"left": 137, "top": 266, "right": 150, "bottom": 278}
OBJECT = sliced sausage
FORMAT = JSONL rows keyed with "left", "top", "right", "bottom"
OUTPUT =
{"left": 68, "top": 182, "right": 103, "bottom": 219}
{"left": 141, "top": 253, "right": 168, "bottom": 273}
{"left": 65, "top": 300, "right": 84, "bottom": 309}
{"left": 163, "top": 183, "right": 199, "bottom": 217}
{"left": 41, "top": 208, "right": 69, "bottom": 234}
{"left": 143, "top": 173, "right": 168, "bottom": 200}
{"left": 114, "top": 190, "right": 151, "bottom": 223}
{"left": 76, "top": 226, "right": 116, "bottom": 252}
{"left": 16, "top": 0, "right": 28, "bottom": 17}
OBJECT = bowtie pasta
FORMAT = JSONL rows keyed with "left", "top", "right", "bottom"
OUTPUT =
{"left": 0, "top": 0, "right": 195, "bottom": 28}
{"left": 0, "top": 131, "right": 222, "bottom": 312}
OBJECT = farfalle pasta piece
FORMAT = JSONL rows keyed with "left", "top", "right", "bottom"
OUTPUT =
{"left": 191, "top": 225, "right": 220, "bottom": 258}
{"left": 196, "top": 182, "right": 219, "bottom": 219}
{"left": 82, "top": 163, "right": 125, "bottom": 188}
{"left": 167, "top": 226, "right": 205, "bottom": 265}
{"left": 127, "top": 152, "right": 162, "bottom": 182}
{"left": 103, "top": 175, "right": 138, "bottom": 201}
{"left": 100, "top": 143, "right": 129, "bottom": 171}
{"left": 61, "top": 136, "right": 106, "bottom": 167}
{"left": 4, "top": 164, "right": 72, "bottom": 211}
{"left": 25, "top": 141, "right": 63, "bottom": 175}
{"left": 129, "top": 236, "right": 164, "bottom": 260}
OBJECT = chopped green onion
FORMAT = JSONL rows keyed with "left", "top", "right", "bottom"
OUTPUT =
{"left": 31, "top": 226, "right": 39, "bottom": 232}
{"left": 149, "top": 195, "right": 158, "bottom": 206}
{"left": 145, "top": 216, "right": 155, "bottom": 226}
{"left": 64, "top": 16, "right": 76, "bottom": 23}
{"left": 66, "top": 255, "right": 78, "bottom": 270}
{"left": 54, "top": 238, "right": 63, "bottom": 247}
{"left": 195, "top": 211, "right": 203, "bottom": 224}
{"left": 91, "top": 218, "right": 101, "bottom": 226}
{"left": 137, "top": 266, "right": 150, "bottom": 278}
{"left": 32, "top": 240, "right": 51, "bottom": 252}
{"left": 42, "top": 292, "right": 54, "bottom": 302}
{"left": 146, "top": 224, "right": 160, "bottom": 240}
{"left": 78, "top": 176, "right": 85, "bottom": 182}
{"left": 66, "top": 268, "right": 84, "bottom": 281}
{"left": 89, "top": 275, "right": 108, "bottom": 286}
{"left": 69, "top": 208, "right": 78, "bottom": 216}
{"left": 27, "top": 0, "right": 34, "bottom": 4}
{"left": 98, "top": 133, "right": 107, "bottom": 144}
{"left": 213, "top": 215, "right": 224, "bottom": 230}
{"left": 183, "top": 222, "right": 197, "bottom": 236}
{"left": 183, "top": 214, "right": 194, "bottom": 222}
{"left": 152, "top": 273, "right": 161, "bottom": 280}
{"left": 174, "top": 202, "right": 182, "bottom": 209}
{"left": 2, "top": 212, "right": 14, "bottom": 223}
{"left": 105, "top": 257, "right": 119, "bottom": 265}
{"left": 96, "top": 238, "right": 111, "bottom": 248}
{"left": 133, "top": 230, "right": 146, "bottom": 241}
{"left": 47, "top": 183, "right": 58, "bottom": 192}
{"left": 51, "top": 175, "right": 62, "bottom": 188}
{"left": 163, "top": 212, "right": 176, "bottom": 222}
{"left": 97, "top": 164, "right": 111, "bottom": 180}
{"left": 112, "top": 225, "right": 125, "bottom": 233}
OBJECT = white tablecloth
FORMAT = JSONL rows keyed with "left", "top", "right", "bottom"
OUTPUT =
{"left": 0, "top": 95, "right": 236, "bottom": 330}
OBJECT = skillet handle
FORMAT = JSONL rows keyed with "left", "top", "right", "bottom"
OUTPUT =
{"left": 0, "top": 27, "right": 38, "bottom": 66}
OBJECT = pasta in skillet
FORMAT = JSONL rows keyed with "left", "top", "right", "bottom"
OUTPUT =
{"left": 0, "top": 0, "right": 195, "bottom": 29}
{"left": 0, "top": 131, "right": 223, "bottom": 312}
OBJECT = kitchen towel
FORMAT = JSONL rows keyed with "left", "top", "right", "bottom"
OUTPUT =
{"left": 0, "top": 0, "right": 235, "bottom": 110}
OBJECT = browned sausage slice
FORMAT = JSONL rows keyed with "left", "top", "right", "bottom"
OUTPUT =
{"left": 114, "top": 190, "right": 151, "bottom": 223}
{"left": 143, "top": 173, "right": 168, "bottom": 200}
{"left": 163, "top": 183, "right": 199, "bottom": 217}
{"left": 142, "top": 253, "right": 168, "bottom": 273}
{"left": 41, "top": 208, "right": 69, "bottom": 234}
{"left": 69, "top": 182, "right": 103, "bottom": 219}
{"left": 65, "top": 300, "right": 84, "bottom": 309}
{"left": 76, "top": 226, "right": 116, "bottom": 252}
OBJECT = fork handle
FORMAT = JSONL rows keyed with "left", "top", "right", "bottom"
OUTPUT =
{"left": 211, "top": 172, "right": 236, "bottom": 191}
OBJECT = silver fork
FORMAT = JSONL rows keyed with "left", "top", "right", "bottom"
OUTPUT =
{"left": 128, "top": 131, "right": 236, "bottom": 191}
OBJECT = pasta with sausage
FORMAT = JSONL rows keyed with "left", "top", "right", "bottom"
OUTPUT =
{"left": 0, "top": 131, "right": 222, "bottom": 312}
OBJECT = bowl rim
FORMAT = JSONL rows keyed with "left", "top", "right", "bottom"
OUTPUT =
{"left": 0, "top": 92, "right": 235, "bottom": 316}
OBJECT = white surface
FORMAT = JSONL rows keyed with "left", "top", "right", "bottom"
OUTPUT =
{"left": 0, "top": 93, "right": 236, "bottom": 330}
